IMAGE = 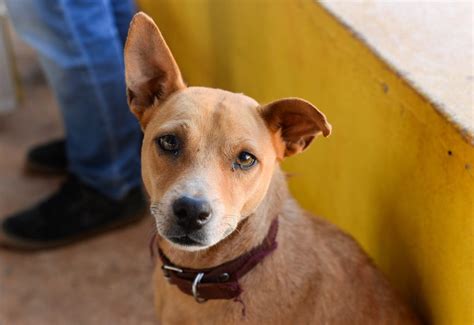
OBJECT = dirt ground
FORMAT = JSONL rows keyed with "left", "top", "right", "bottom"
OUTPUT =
{"left": 0, "top": 26, "right": 156, "bottom": 324}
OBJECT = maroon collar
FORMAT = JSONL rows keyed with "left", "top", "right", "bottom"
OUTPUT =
{"left": 153, "top": 218, "right": 279, "bottom": 303}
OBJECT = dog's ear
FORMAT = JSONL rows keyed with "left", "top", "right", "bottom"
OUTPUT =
{"left": 124, "top": 12, "right": 186, "bottom": 127}
{"left": 259, "top": 98, "right": 331, "bottom": 158}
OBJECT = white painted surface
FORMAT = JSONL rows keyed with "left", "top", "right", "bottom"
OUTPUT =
{"left": 321, "top": 1, "right": 473, "bottom": 138}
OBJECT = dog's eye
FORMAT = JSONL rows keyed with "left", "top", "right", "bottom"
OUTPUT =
{"left": 157, "top": 135, "right": 180, "bottom": 153}
{"left": 235, "top": 151, "right": 257, "bottom": 170}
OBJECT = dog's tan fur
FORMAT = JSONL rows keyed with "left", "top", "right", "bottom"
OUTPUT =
{"left": 125, "top": 12, "right": 419, "bottom": 324}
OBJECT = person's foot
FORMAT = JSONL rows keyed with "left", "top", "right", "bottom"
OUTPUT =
{"left": 0, "top": 176, "right": 147, "bottom": 250}
{"left": 25, "top": 138, "right": 68, "bottom": 174}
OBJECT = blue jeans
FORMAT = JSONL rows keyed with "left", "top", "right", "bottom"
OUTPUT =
{"left": 6, "top": 0, "right": 142, "bottom": 200}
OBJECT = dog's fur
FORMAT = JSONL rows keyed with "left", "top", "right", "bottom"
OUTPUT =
{"left": 125, "top": 12, "right": 419, "bottom": 324}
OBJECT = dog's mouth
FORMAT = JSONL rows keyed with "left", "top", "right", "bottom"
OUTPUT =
{"left": 167, "top": 235, "right": 205, "bottom": 247}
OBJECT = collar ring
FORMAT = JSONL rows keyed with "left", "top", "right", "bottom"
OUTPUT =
{"left": 192, "top": 272, "right": 207, "bottom": 303}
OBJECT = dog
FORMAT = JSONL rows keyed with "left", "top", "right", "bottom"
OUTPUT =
{"left": 124, "top": 12, "right": 419, "bottom": 325}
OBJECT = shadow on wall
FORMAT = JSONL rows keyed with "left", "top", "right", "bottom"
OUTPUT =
{"left": 373, "top": 189, "right": 427, "bottom": 323}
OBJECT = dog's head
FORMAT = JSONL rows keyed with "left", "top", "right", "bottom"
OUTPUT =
{"left": 125, "top": 13, "right": 331, "bottom": 251}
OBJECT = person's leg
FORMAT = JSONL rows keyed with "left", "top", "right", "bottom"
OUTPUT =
{"left": 110, "top": 0, "right": 136, "bottom": 46}
{"left": 6, "top": 0, "right": 141, "bottom": 199}
{"left": 0, "top": 0, "right": 145, "bottom": 249}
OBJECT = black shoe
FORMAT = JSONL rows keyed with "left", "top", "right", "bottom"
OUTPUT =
{"left": 0, "top": 176, "right": 147, "bottom": 250}
{"left": 25, "top": 138, "right": 68, "bottom": 174}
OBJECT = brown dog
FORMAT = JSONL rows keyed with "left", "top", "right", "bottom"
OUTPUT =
{"left": 124, "top": 12, "right": 419, "bottom": 325}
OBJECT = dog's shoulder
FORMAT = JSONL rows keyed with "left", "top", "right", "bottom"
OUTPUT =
{"left": 308, "top": 213, "right": 372, "bottom": 264}
{"left": 297, "top": 212, "right": 386, "bottom": 288}
{"left": 281, "top": 207, "right": 371, "bottom": 264}
{"left": 288, "top": 212, "right": 419, "bottom": 323}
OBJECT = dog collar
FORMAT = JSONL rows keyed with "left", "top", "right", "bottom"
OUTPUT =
{"left": 154, "top": 218, "right": 279, "bottom": 303}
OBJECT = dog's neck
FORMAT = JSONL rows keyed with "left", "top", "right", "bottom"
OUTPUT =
{"left": 157, "top": 165, "right": 289, "bottom": 269}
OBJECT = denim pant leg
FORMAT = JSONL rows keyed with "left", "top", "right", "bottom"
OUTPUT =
{"left": 6, "top": 0, "right": 142, "bottom": 200}
{"left": 110, "top": 0, "right": 135, "bottom": 45}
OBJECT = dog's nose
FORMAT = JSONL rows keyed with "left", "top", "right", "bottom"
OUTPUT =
{"left": 172, "top": 196, "right": 212, "bottom": 230}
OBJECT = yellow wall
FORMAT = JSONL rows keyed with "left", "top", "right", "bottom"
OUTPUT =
{"left": 137, "top": 1, "right": 473, "bottom": 323}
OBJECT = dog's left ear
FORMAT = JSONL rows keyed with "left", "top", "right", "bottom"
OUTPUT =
{"left": 124, "top": 12, "right": 186, "bottom": 127}
{"left": 259, "top": 98, "right": 331, "bottom": 158}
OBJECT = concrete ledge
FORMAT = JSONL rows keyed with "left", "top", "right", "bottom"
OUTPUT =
{"left": 322, "top": 1, "right": 473, "bottom": 144}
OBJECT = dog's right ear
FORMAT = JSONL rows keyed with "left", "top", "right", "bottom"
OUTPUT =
{"left": 259, "top": 98, "right": 331, "bottom": 158}
{"left": 124, "top": 12, "right": 186, "bottom": 127}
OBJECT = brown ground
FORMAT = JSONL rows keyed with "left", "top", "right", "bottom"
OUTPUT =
{"left": 0, "top": 26, "right": 156, "bottom": 324}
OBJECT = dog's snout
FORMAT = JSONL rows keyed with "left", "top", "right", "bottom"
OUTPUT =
{"left": 172, "top": 196, "right": 212, "bottom": 230}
